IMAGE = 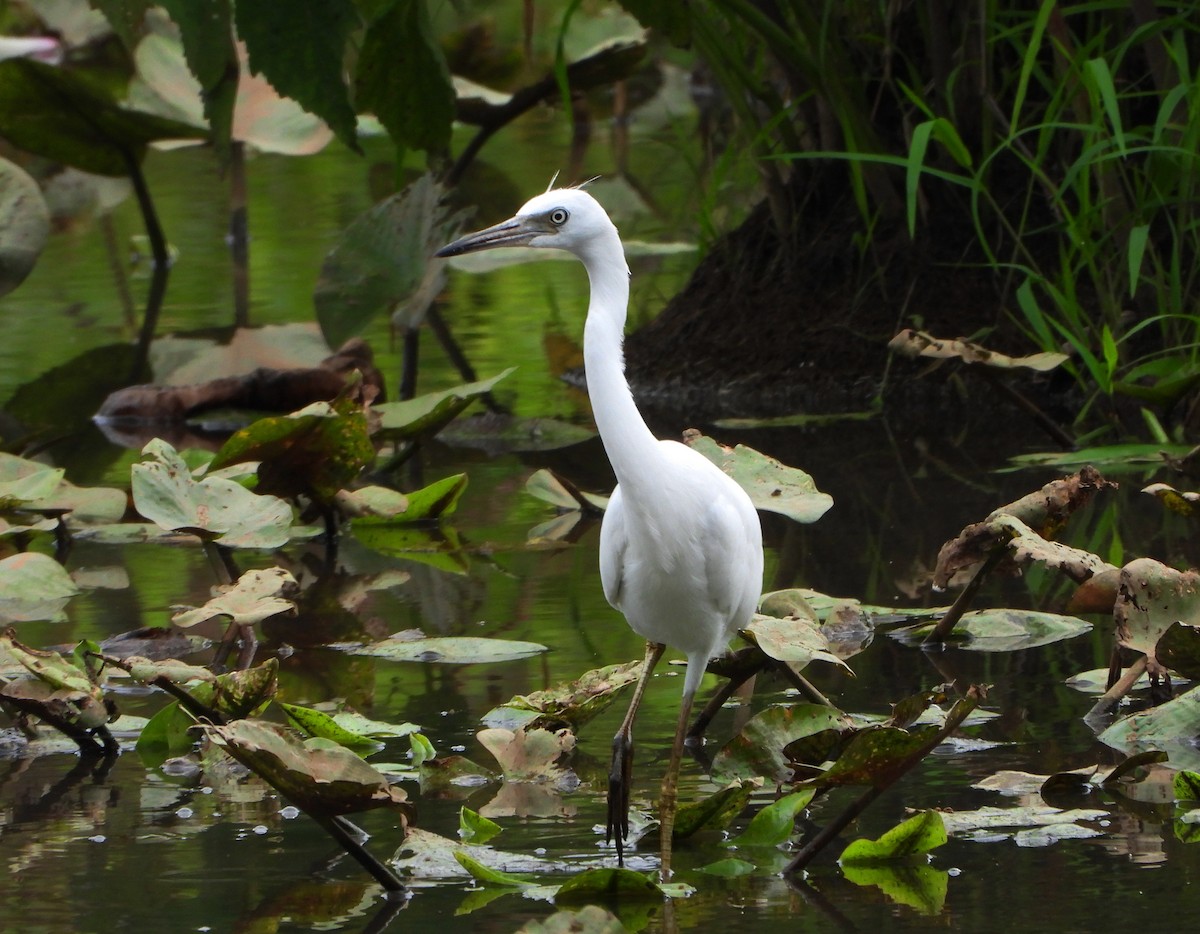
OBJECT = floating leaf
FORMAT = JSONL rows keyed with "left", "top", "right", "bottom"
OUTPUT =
{"left": 441, "top": 414, "right": 596, "bottom": 454}
{"left": 454, "top": 850, "right": 535, "bottom": 887}
{"left": 841, "top": 810, "right": 947, "bottom": 864}
{"left": 554, "top": 867, "right": 665, "bottom": 903}
{"left": 740, "top": 614, "right": 848, "bottom": 670}
{"left": 483, "top": 660, "right": 643, "bottom": 732}
{"left": 373, "top": 370, "right": 515, "bottom": 444}
{"left": 460, "top": 806, "right": 502, "bottom": 844}
{"left": 337, "top": 635, "right": 547, "bottom": 664}
{"left": 674, "top": 779, "right": 758, "bottom": 839}
{"left": 280, "top": 702, "right": 384, "bottom": 752}
{"left": 351, "top": 523, "right": 469, "bottom": 573}
{"left": 476, "top": 727, "right": 575, "bottom": 782}
{"left": 697, "top": 858, "right": 756, "bottom": 877}
{"left": 1100, "top": 685, "right": 1200, "bottom": 755}
{"left": 0, "top": 553, "right": 80, "bottom": 622}
{"left": 525, "top": 469, "right": 609, "bottom": 514}
{"left": 939, "top": 804, "right": 1107, "bottom": 839}
{"left": 712, "top": 704, "right": 847, "bottom": 782}
{"left": 727, "top": 789, "right": 815, "bottom": 848}
{"left": 171, "top": 567, "right": 297, "bottom": 629}
{"left": 202, "top": 718, "right": 412, "bottom": 818}
{"left": 893, "top": 609, "right": 1091, "bottom": 652}
{"left": 131, "top": 438, "right": 293, "bottom": 548}
{"left": 685, "top": 433, "right": 833, "bottom": 524}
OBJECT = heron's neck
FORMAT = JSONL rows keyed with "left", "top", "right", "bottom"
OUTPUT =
{"left": 580, "top": 237, "right": 660, "bottom": 492}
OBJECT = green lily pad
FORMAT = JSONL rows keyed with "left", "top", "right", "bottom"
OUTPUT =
{"left": 373, "top": 370, "right": 515, "bottom": 444}
{"left": 727, "top": 789, "right": 815, "bottom": 848}
{"left": 740, "top": 614, "right": 848, "bottom": 670}
{"left": 841, "top": 810, "right": 947, "bottom": 864}
{"left": 441, "top": 414, "right": 596, "bottom": 454}
{"left": 351, "top": 523, "right": 469, "bottom": 573}
{"left": 711, "top": 704, "right": 847, "bottom": 782}
{"left": 554, "top": 867, "right": 664, "bottom": 903}
{"left": 0, "top": 553, "right": 80, "bottom": 622}
{"left": 685, "top": 433, "right": 833, "bottom": 524}
{"left": 279, "top": 702, "right": 386, "bottom": 752}
{"left": 840, "top": 862, "right": 948, "bottom": 916}
{"left": 1100, "top": 685, "right": 1200, "bottom": 755}
{"left": 697, "top": 858, "right": 757, "bottom": 877}
{"left": 460, "top": 806, "right": 502, "bottom": 845}
{"left": 336, "top": 635, "right": 548, "bottom": 664}
{"left": 674, "top": 779, "right": 758, "bottom": 839}
{"left": 131, "top": 438, "right": 294, "bottom": 548}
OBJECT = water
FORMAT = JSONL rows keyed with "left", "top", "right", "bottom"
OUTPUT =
{"left": 2, "top": 118, "right": 1199, "bottom": 932}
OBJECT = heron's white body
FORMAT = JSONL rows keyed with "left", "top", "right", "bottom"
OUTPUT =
{"left": 513, "top": 188, "right": 765, "bottom": 696}
{"left": 437, "top": 188, "right": 765, "bottom": 869}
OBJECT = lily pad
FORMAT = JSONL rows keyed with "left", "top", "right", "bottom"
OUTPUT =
{"left": 171, "top": 567, "right": 298, "bottom": 628}
{"left": 0, "top": 553, "right": 80, "bottom": 622}
{"left": 476, "top": 727, "right": 575, "bottom": 782}
{"left": 202, "top": 718, "right": 412, "bottom": 818}
{"left": 441, "top": 414, "right": 596, "bottom": 454}
{"left": 841, "top": 810, "right": 947, "bottom": 864}
{"left": 280, "top": 703, "right": 386, "bottom": 752}
{"left": 373, "top": 370, "right": 515, "bottom": 444}
{"left": 740, "top": 614, "right": 848, "bottom": 670}
{"left": 336, "top": 635, "right": 548, "bottom": 664}
{"left": 840, "top": 861, "right": 948, "bottom": 916}
{"left": 726, "top": 788, "right": 815, "bottom": 848}
{"left": 674, "top": 779, "right": 758, "bottom": 839}
{"left": 1115, "top": 558, "right": 1200, "bottom": 657}
{"left": 892, "top": 609, "right": 1091, "bottom": 652}
{"left": 208, "top": 396, "right": 375, "bottom": 504}
{"left": 482, "top": 660, "right": 643, "bottom": 732}
{"left": 460, "top": 806, "right": 502, "bottom": 844}
{"left": 131, "top": 438, "right": 294, "bottom": 548}
{"left": 684, "top": 433, "right": 833, "bottom": 524}
{"left": 711, "top": 704, "right": 847, "bottom": 782}
{"left": 939, "top": 804, "right": 1106, "bottom": 842}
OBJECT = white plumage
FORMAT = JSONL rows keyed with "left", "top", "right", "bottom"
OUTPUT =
{"left": 437, "top": 188, "right": 764, "bottom": 875}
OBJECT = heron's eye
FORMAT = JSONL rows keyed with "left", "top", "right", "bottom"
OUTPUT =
{"left": 550, "top": 208, "right": 569, "bottom": 226}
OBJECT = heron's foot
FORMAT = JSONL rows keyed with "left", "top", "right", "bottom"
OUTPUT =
{"left": 606, "top": 729, "right": 634, "bottom": 866}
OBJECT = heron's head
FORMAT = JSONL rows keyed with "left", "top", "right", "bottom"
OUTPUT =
{"left": 435, "top": 188, "right": 615, "bottom": 260}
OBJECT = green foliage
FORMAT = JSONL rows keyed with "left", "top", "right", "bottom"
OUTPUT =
{"left": 0, "top": 57, "right": 205, "bottom": 176}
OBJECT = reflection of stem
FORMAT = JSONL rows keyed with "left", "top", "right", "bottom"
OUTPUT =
{"left": 101, "top": 213, "right": 136, "bottom": 329}
{"left": 123, "top": 148, "right": 170, "bottom": 383}
{"left": 923, "top": 548, "right": 1003, "bottom": 645}
{"left": 400, "top": 327, "right": 419, "bottom": 401}
{"left": 784, "top": 686, "right": 983, "bottom": 873}
{"left": 229, "top": 140, "right": 250, "bottom": 328}
{"left": 426, "top": 306, "right": 506, "bottom": 413}
{"left": 314, "top": 814, "right": 407, "bottom": 894}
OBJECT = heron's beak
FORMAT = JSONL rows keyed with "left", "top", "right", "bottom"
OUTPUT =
{"left": 435, "top": 215, "right": 550, "bottom": 257}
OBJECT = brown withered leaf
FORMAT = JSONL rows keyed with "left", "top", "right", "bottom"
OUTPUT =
{"left": 1116, "top": 558, "right": 1200, "bottom": 658}
{"left": 888, "top": 329, "right": 1068, "bottom": 371}
{"left": 932, "top": 467, "right": 1117, "bottom": 589}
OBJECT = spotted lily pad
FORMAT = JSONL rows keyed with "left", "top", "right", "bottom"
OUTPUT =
{"left": 892, "top": 609, "right": 1091, "bottom": 652}
{"left": 684, "top": 433, "right": 833, "bottom": 524}
{"left": 482, "top": 660, "right": 642, "bottom": 731}
{"left": 740, "top": 614, "right": 848, "bottom": 670}
{"left": 171, "top": 567, "right": 298, "bottom": 628}
{"left": 1115, "top": 558, "right": 1200, "bottom": 657}
{"left": 336, "top": 635, "right": 547, "bottom": 664}
{"left": 711, "top": 704, "right": 847, "bottom": 782}
{"left": 674, "top": 779, "right": 759, "bottom": 839}
{"left": 131, "top": 438, "right": 294, "bottom": 548}
{"left": 476, "top": 727, "right": 575, "bottom": 781}
{"left": 201, "top": 718, "right": 411, "bottom": 818}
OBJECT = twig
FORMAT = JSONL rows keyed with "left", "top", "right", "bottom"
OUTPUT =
{"left": 923, "top": 548, "right": 1004, "bottom": 646}
{"left": 1086, "top": 655, "right": 1147, "bottom": 723}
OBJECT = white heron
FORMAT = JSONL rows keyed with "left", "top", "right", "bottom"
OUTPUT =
{"left": 436, "top": 188, "right": 764, "bottom": 875}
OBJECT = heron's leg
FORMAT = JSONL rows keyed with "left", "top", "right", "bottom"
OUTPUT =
{"left": 607, "top": 641, "right": 666, "bottom": 866}
{"left": 658, "top": 686, "right": 697, "bottom": 881}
